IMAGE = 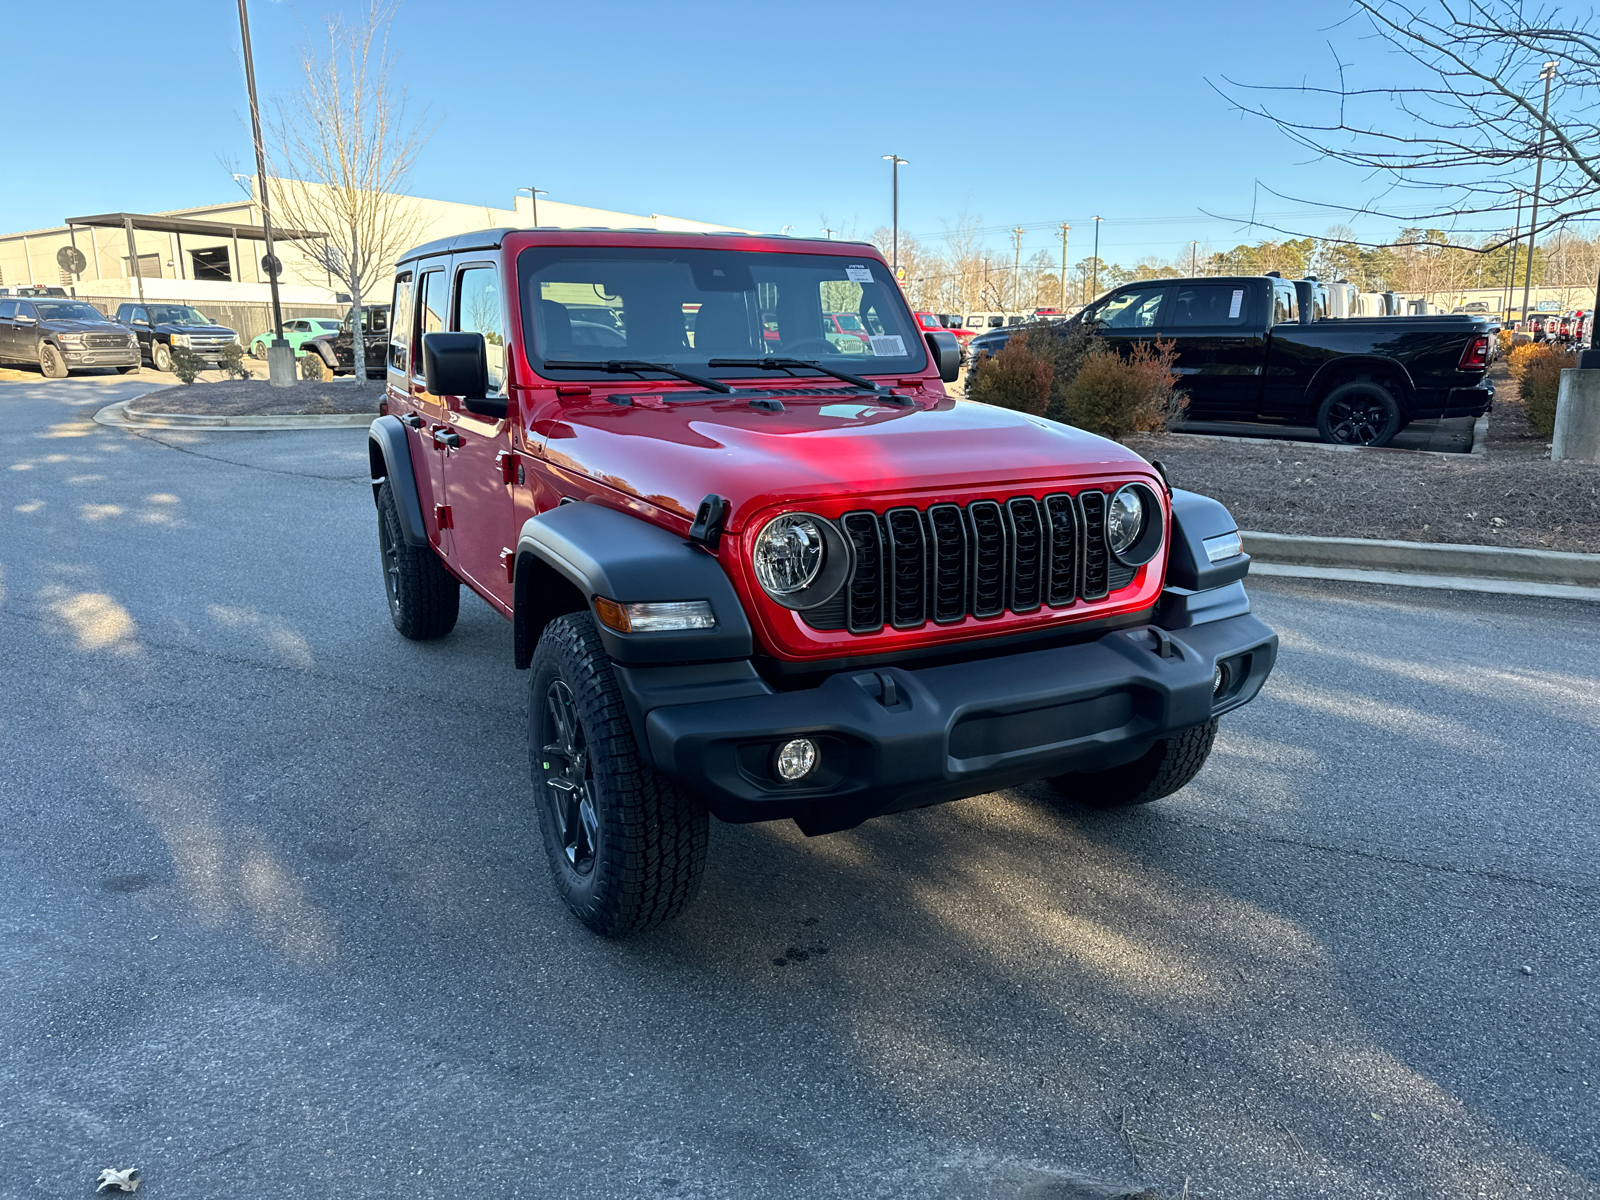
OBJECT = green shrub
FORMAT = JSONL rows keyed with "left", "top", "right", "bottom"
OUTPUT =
{"left": 218, "top": 341, "right": 251, "bottom": 381}
{"left": 1519, "top": 350, "right": 1573, "bottom": 437}
{"left": 967, "top": 320, "right": 1095, "bottom": 420}
{"left": 1059, "top": 338, "right": 1188, "bottom": 441}
{"left": 168, "top": 345, "right": 204, "bottom": 384}
{"left": 299, "top": 350, "right": 325, "bottom": 381}
{"left": 965, "top": 335, "right": 1053, "bottom": 414}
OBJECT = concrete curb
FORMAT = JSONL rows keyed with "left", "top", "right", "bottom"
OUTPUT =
{"left": 1470, "top": 411, "right": 1490, "bottom": 456}
{"left": 94, "top": 399, "right": 374, "bottom": 431}
{"left": 1168, "top": 431, "right": 1475, "bottom": 459}
{"left": 1243, "top": 530, "right": 1600, "bottom": 602}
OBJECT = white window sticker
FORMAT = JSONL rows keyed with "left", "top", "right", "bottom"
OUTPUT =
{"left": 868, "top": 335, "right": 905, "bottom": 357}
{"left": 1228, "top": 289, "right": 1244, "bottom": 319}
{"left": 845, "top": 265, "right": 874, "bottom": 283}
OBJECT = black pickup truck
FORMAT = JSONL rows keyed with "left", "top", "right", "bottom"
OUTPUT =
{"left": 968, "top": 275, "right": 1493, "bottom": 446}
{"left": 114, "top": 303, "right": 240, "bottom": 374}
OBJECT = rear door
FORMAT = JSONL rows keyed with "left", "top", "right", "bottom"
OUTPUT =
{"left": 0, "top": 301, "right": 16, "bottom": 359}
{"left": 439, "top": 260, "right": 516, "bottom": 608}
{"left": 1164, "top": 282, "right": 1265, "bottom": 418}
{"left": 406, "top": 265, "right": 454, "bottom": 559}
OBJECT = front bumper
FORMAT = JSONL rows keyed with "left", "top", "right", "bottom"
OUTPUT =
{"left": 62, "top": 345, "right": 139, "bottom": 367}
{"left": 640, "top": 610, "right": 1277, "bottom": 833}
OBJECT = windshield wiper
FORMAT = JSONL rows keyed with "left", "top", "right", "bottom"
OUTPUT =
{"left": 706, "top": 357, "right": 900, "bottom": 397}
{"left": 543, "top": 359, "right": 731, "bottom": 394}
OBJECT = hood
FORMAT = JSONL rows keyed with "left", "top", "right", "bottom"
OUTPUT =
{"left": 42, "top": 319, "right": 129, "bottom": 334}
{"left": 154, "top": 323, "right": 234, "bottom": 335}
{"left": 536, "top": 389, "right": 1154, "bottom": 527}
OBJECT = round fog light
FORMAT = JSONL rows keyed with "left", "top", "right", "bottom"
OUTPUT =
{"left": 775, "top": 738, "right": 818, "bottom": 782}
{"left": 1213, "top": 665, "right": 1227, "bottom": 696}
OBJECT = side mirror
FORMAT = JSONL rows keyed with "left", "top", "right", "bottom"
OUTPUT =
{"left": 924, "top": 330, "right": 962, "bottom": 383}
{"left": 423, "top": 331, "right": 508, "bottom": 417}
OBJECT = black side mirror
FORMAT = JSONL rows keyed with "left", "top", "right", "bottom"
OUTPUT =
{"left": 924, "top": 330, "right": 962, "bottom": 383}
{"left": 423, "top": 331, "right": 503, "bottom": 415}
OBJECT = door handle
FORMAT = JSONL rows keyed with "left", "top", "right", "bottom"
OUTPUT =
{"left": 399, "top": 413, "right": 422, "bottom": 429}
{"left": 432, "top": 428, "right": 460, "bottom": 449}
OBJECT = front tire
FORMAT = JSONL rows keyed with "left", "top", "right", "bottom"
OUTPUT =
{"left": 151, "top": 341, "right": 173, "bottom": 373}
{"left": 530, "top": 612, "right": 708, "bottom": 935}
{"left": 375, "top": 479, "right": 459, "bottom": 639}
{"left": 39, "top": 343, "right": 68, "bottom": 379}
{"left": 1316, "top": 381, "right": 1402, "bottom": 447}
{"left": 1046, "top": 720, "right": 1217, "bottom": 809}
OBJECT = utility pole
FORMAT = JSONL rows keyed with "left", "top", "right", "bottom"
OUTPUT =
{"left": 1090, "top": 216, "right": 1103, "bottom": 304}
{"left": 1506, "top": 192, "right": 1524, "bottom": 322}
{"left": 1522, "top": 61, "right": 1557, "bottom": 323}
{"left": 519, "top": 185, "right": 548, "bottom": 226}
{"left": 881, "top": 154, "right": 908, "bottom": 274}
{"left": 821, "top": 225, "right": 836, "bottom": 240}
{"left": 237, "top": 0, "right": 293, "bottom": 388}
{"left": 1190, "top": 241, "right": 1199, "bottom": 276}
{"left": 1058, "top": 223, "right": 1070, "bottom": 310}
{"left": 1011, "top": 227, "right": 1025, "bottom": 311}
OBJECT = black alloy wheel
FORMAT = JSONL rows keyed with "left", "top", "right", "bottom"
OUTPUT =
{"left": 1315, "top": 380, "right": 1402, "bottom": 447}
{"left": 39, "top": 343, "right": 68, "bottom": 379}
{"left": 375, "top": 479, "right": 459, "bottom": 639}
{"left": 540, "top": 679, "right": 600, "bottom": 876}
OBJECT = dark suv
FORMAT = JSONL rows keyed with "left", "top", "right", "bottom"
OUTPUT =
{"left": 307, "top": 304, "right": 389, "bottom": 377}
{"left": 0, "top": 298, "right": 140, "bottom": 377}
{"left": 114, "top": 303, "right": 239, "bottom": 373}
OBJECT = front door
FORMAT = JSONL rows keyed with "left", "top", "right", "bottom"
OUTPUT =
{"left": 439, "top": 261, "right": 517, "bottom": 609}
{"left": 1164, "top": 282, "right": 1265, "bottom": 418}
{"left": 1086, "top": 284, "right": 1170, "bottom": 358}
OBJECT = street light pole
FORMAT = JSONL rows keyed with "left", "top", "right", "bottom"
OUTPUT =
{"left": 1521, "top": 61, "right": 1557, "bottom": 323}
{"left": 1090, "top": 216, "right": 1103, "bottom": 303}
{"left": 1506, "top": 191, "right": 1524, "bottom": 322}
{"left": 519, "top": 185, "right": 548, "bottom": 227}
{"left": 236, "top": 0, "right": 292, "bottom": 387}
{"left": 1058, "top": 223, "right": 1070, "bottom": 311}
{"left": 881, "top": 155, "right": 908, "bottom": 274}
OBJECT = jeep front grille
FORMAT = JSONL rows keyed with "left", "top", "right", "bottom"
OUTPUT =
{"left": 803, "top": 491, "right": 1140, "bottom": 634}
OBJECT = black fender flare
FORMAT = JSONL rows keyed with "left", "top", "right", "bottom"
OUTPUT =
{"left": 513, "top": 502, "right": 753, "bottom": 669}
{"left": 1164, "top": 488, "right": 1250, "bottom": 592}
{"left": 1305, "top": 355, "right": 1414, "bottom": 407}
{"left": 366, "top": 415, "right": 428, "bottom": 547}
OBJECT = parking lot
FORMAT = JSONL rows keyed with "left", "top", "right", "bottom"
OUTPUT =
{"left": 2, "top": 377, "right": 1597, "bottom": 1199}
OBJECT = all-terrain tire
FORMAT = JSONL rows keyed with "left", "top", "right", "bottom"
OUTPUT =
{"left": 1045, "top": 719, "right": 1218, "bottom": 809}
{"left": 375, "top": 479, "right": 459, "bottom": 639}
{"left": 1316, "top": 380, "right": 1402, "bottom": 447}
{"left": 530, "top": 612, "right": 708, "bottom": 936}
{"left": 39, "top": 343, "right": 68, "bottom": 379}
{"left": 151, "top": 341, "right": 173, "bottom": 373}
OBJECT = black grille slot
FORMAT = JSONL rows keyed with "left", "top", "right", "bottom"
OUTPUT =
{"left": 841, "top": 511, "right": 884, "bottom": 633}
{"left": 926, "top": 504, "right": 968, "bottom": 623}
{"left": 884, "top": 508, "right": 927, "bottom": 629}
{"left": 1108, "top": 563, "right": 1137, "bottom": 591}
{"left": 1005, "top": 497, "right": 1044, "bottom": 613}
{"left": 967, "top": 500, "right": 1007, "bottom": 618}
{"left": 1043, "top": 493, "right": 1078, "bottom": 607}
{"left": 1079, "top": 490, "right": 1110, "bottom": 599}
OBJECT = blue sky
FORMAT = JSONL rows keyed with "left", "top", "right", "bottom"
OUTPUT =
{"left": 3, "top": 0, "right": 1429, "bottom": 266}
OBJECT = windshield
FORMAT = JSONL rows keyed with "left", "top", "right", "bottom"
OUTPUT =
{"left": 149, "top": 306, "right": 211, "bottom": 326}
{"left": 519, "top": 246, "right": 926, "bottom": 378}
{"left": 36, "top": 302, "right": 110, "bottom": 322}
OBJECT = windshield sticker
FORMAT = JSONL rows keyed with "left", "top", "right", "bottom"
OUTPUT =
{"left": 845, "top": 265, "right": 874, "bottom": 283}
{"left": 868, "top": 335, "right": 905, "bottom": 357}
{"left": 1229, "top": 289, "right": 1244, "bottom": 319}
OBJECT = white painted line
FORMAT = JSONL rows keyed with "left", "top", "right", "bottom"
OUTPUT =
{"left": 1250, "top": 561, "right": 1600, "bottom": 603}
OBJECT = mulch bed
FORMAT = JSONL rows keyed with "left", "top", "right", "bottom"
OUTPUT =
{"left": 1126, "top": 365, "right": 1600, "bottom": 554}
{"left": 125, "top": 379, "right": 381, "bottom": 418}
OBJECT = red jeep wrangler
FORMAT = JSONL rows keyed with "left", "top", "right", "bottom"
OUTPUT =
{"left": 366, "top": 229, "right": 1277, "bottom": 935}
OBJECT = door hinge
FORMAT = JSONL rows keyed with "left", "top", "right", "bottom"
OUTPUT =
{"left": 500, "top": 547, "right": 515, "bottom": 582}
{"left": 496, "top": 450, "right": 519, "bottom": 485}
{"left": 434, "top": 503, "right": 453, "bottom": 530}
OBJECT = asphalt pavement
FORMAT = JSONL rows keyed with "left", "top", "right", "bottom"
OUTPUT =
{"left": 2, "top": 377, "right": 1596, "bottom": 1200}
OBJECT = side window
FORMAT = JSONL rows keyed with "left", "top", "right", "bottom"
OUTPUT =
{"left": 369, "top": 308, "right": 389, "bottom": 334}
{"left": 15, "top": 302, "right": 36, "bottom": 321}
{"left": 389, "top": 272, "right": 414, "bottom": 374}
{"left": 454, "top": 265, "right": 506, "bottom": 395}
{"left": 1097, "top": 287, "right": 1167, "bottom": 329}
{"left": 0, "top": 302, "right": 15, "bottom": 320}
{"left": 411, "top": 269, "right": 444, "bottom": 376}
{"left": 132, "top": 307, "right": 148, "bottom": 324}
{"left": 1168, "top": 285, "right": 1250, "bottom": 328}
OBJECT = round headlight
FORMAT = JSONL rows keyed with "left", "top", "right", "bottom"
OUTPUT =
{"left": 754, "top": 514, "right": 826, "bottom": 595}
{"left": 1107, "top": 487, "right": 1145, "bottom": 555}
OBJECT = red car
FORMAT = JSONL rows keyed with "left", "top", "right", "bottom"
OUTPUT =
{"left": 915, "top": 310, "right": 974, "bottom": 346}
{"left": 822, "top": 311, "right": 872, "bottom": 346}
{"left": 365, "top": 228, "right": 1277, "bottom": 934}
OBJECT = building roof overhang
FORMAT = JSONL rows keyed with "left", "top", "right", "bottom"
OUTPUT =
{"left": 65, "top": 212, "right": 326, "bottom": 241}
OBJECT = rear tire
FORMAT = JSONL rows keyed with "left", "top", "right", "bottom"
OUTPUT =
{"left": 1046, "top": 720, "right": 1217, "bottom": 809}
{"left": 375, "top": 479, "right": 459, "bottom": 640}
{"left": 151, "top": 342, "right": 173, "bottom": 373}
{"left": 1316, "top": 380, "right": 1402, "bottom": 447}
{"left": 39, "top": 343, "right": 68, "bottom": 379}
{"left": 530, "top": 613, "right": 708, "bottom": 935}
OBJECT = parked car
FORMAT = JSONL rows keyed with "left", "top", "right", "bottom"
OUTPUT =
{"left": 306, "top": 304, "right": 390, "bottom": 377}
{"left": 821, "top": 311, "right": 872, "bottom": 348}
{"left": 967, "top": 274, "right": 1493, "bottom": 446}
{"left": 0, "top": 297, "right": 141, "bottom": 377}
{"left": 363, "top": 227, "right": 1278, "bottom": 935}
{"left": 114, "top": 303, "right": 238, "bottom": 373}
{"left": 248, "top": 317, "right": 342, "bottom": 358}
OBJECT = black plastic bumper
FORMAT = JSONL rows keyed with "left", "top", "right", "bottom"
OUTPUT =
{"left": 638, "top": 610, "right": 1276, "bottom": 834}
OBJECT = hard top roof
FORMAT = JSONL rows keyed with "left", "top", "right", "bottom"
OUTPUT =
{"left": 394, "top": 227, "right": 877, "bottom": 266}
